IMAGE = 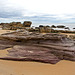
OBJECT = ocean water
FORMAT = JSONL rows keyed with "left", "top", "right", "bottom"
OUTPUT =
{"left": 32, "top": 23, "right": 75, "bottom": 31}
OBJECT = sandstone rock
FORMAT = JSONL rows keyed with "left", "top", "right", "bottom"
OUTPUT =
{"left": 51, "top": 25, "right": 56, "bottom": 28}
{"left": 73, "top": 28, "right": 75, "bottom": 29}
{"left": 39, "top": 26, "right": 51, "bottom": 33}
{"left": 1, "top": 22, "right": 23, "bottom": 30}
{"left": 57, "top": 25, "right": 65, "bottom": 28}
{"left": 23, "top": 21, "right": 32, "bottom": 27}
{"left": 64, "top": 27, "right": 70, "bottom": 31}
{"left": 0, "top": 32, "right": 75, "bottom": 64}
{"left": 39, "top": 25, "right": 44, "bottom": 27}
{"left": 69, "top": 35, "right": 75, "bottom": 40}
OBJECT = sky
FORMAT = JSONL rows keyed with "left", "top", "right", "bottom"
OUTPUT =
{"left": 0, "top": 0, "right": 75, "bottom": 23}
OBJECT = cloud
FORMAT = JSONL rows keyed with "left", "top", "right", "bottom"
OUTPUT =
{"left": 0, "top": 10, "right": 23, "bottom": 18}
{"left": 0, "top": 13, "right": 75, "bottom": 23}
{"left": 0, "top": 0, "right": 75, "bottom": 23}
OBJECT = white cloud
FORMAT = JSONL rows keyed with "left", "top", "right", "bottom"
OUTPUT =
{"left": 0, "top": 0, "right": 75, "bottom": 23}
{"left": 5, "top": 0, "right": 75, "bottom": 15}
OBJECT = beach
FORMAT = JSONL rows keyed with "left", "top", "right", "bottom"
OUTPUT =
{"left": 0, "top": 60, "right": 75, "bottom": 75}
{"left": 0, "top": 30, "right": 15, "bottom": 35}
{"left": 0, "top": 30, "right": 75, "bottom": 75}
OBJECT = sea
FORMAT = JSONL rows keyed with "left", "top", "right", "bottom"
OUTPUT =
{"left": 32, "top": 23, "right": 75, "bottom": 31}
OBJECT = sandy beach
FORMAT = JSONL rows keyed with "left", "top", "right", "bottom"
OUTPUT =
{"left": 0, "top": 60, "right": 75, "bottom": 75}
{"left": 60, "top": 33, "right": 75, "bottom": 36}
{"left": 0, "top": 30, "right": 75, "bottom": 75}
{"left": 0, "top": 30, "right": 15, "bottom": 35}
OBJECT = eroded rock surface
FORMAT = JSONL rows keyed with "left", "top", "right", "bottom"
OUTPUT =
{"left": 0, "top": 32, "right": 75, "bottom": 64}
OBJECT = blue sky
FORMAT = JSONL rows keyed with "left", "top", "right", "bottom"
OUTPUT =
{"left": 0, "top": 0, "right": 75, "bottom": 23}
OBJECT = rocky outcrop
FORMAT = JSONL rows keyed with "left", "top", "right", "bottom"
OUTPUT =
{"left": 0, "top": 21, "right": 32, "bottom": 30}
{"left": 0, "top": 32, "right": 75, "bottom": 64}
{"left": 69, "top": 35, "right": 75, "bottom": 40}
{"left": 23, "top": 21, "right": 32, "bottom": 27}
{"left": 51, "top": 25, "right": 56, "bottom": 28}
{"left": 64, "top": 27, "right": 70, "bottom": 30}
{"left": 39, "top": 26, "right": 51, "bottom": 33}
{"left": 1, "top": 22, "right": 23, "bottom": 30}
{"left": 57, "top": 25, "right": 65, "bottom": 28}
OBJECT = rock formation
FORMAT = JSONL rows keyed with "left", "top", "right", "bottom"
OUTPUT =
{"left": 0, "top": 31, "right": 75, "bottom": 64}
{"left": 39, "top": 25, "right": 51, "bottom": 33}
{"left": 23, "top": 21, "right": 32, "bottom": 27}
{"left": 57, "top": 25, "right": 65, "bottom": 28}
{"left": 69, "top": 35, "right": 75, "bottom": 40}
{"left": 51, "top": 25, "right": 56, "bottom": 28}
{"left": 64, "top": 27, "right": 70, "bottom": 30}
{"left": 0, "top": 21, "right": 32, "bottom": 30}
{"left": 73, "top": 28, "right": 75, "bottom": 29}
{"left": 1, "top": 22, "right": 23, "bottom": 30}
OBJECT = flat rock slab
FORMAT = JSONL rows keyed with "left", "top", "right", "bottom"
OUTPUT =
{"left": 0, "top": 32, "right": 75, "bottom": 64}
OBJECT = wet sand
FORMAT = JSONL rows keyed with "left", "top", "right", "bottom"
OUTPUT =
{"left": 0, "top": 30, "right": 75, "bottom": 75}
{"left": 0, "top": 60, "right": 75, "bottom": 75}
